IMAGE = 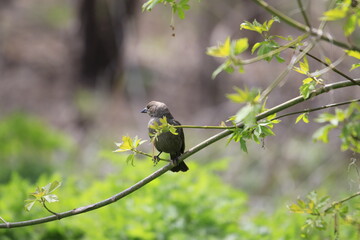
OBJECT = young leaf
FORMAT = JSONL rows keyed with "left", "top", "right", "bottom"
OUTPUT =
{"left": 234, "top": 38, "right": 249, "bottom": 55}
{"left": 206, "top": 37, "right": 231, "bottom": 58}
{"left": 296, "top": 113, "right": 309, "bottom": 123}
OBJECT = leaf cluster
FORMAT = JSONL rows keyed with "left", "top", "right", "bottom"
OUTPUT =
{"left": 289, "top": 191, "right": 358, "bottom": 238}
{"left": 25, "top": 181, "right": 61, "bottom": 212}
{"left": 313, "top": 103, "right": 360, "bottom": 153}
{"left": 241, "top": 17, "right": 286, "bottom": 63}
{"left": 142, "top": 0, "right": 191, "bottom": 19}
{"left": 346, "top": 50, "right": 360, "bottom": 70}
{"left": 321, "top": 0, "right": 360, "bottom": 36}
{"left": 293, "top": 56, "right": 325, "bottom": 99}
{"left": 148, "top": 116, "right": 179, "bottom": 140}
{"left": 206, "top": 37, "right": 249, "bottom": 78}
{"left": 114, "top": 136, "right": 147, "bottom": 165}
{"left": 226, "top": 87, "right": 280, "bottom": 152}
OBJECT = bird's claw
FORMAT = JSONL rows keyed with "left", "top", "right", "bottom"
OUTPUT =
{"left": 152, "top": 156, "right": 160, "bottom": 166}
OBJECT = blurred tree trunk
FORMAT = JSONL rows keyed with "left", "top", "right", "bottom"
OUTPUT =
{"left": 78, "top": 0, "right": 136, "bottom": 90}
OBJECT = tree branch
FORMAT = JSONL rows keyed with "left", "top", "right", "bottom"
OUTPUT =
{"left": 275, "top": 99, "right": 360, "bottom": 120}
{"left": 1, "top": 79, "right": 359, "bottom": 229}
{"left": 252, "top": 0, "right": 360, "bottom": 51}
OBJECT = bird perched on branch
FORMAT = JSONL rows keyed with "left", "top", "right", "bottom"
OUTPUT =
{"left": 141, "top": 101, "right": 189, "bottom": 172}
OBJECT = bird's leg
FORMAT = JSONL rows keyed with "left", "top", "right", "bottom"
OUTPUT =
{"left": 153, "top": 151, "right": 162, "bottom": 166}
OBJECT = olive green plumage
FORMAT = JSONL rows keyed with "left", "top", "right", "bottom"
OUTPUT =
{"left": 141, "top": 101, "right": 189, "bottom": 172}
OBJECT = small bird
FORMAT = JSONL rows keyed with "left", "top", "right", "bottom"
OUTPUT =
{"left": 141, "top": 101, "right": 189, "bottom": 172}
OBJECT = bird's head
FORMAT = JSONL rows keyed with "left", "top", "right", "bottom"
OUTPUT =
{"left": 141, "top": 101, "right": 172, "bottom": 118}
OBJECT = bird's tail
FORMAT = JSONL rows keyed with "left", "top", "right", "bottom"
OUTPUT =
{"left": 170, "top": 153, "right": 189, "bottom": 172}
{"left": 171, "top": 161, "right": 189, "bottom": 172}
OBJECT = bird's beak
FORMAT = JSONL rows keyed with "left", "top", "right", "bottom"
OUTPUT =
{"left": 141, "top": 108, "right": 148, "bottom": 113}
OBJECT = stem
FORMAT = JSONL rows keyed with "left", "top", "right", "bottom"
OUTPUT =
{"left": 238, "top": 34, "right": 309, "bottom": 65}
{"left": 296, "top": 0, "right": 312, "bottom": 30}
{"left": 299, "top": 49, "right": 360, "bottom": 87}
{"left": 251, "top": 0, "right": 360, "bottom": 51}
{"left": 1, "top": 79, "right": 359, "bottom": 229}
{"left": 133, "top": 149, "right": 169, "bottom": 162}
{"left": 0, "top": 216, "right": 9, "bottom": 228}
{"left": 275, "top": 99, "right": 360, "bottom": 120}
{"left": 173, "top": 125, "right": 234, "bottom": 130}
{"left": 42, "top": 201, "right": 59, "bottom": 219}
{"left": 325, "top": 191, "right": 360, "bottom": 213}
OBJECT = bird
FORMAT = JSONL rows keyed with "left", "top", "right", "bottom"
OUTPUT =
{"left": 141, "top": 101, "right": 189, "bottom": 172}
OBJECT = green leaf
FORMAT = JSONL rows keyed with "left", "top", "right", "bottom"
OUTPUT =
{"left": 322, "top": 8, "right": 347, "bottom": 21}
{"left": 43, "top": 194, "right": 59, "bottom": 203}
{"left": 206, "top": 37, "right": 231, "bottom": 58}
{"left": 240, "top": 138, "right": 247, "bottom": 153}
{"left": 289, "top": 203, "right": 306, "bottom": 213}
{"left": 240, "top": 17, "right": 279, "bottom": 34}
{"left": 226, "top": 87, "right": 260, "bottom": 104}
{"left": 24, "top": 200, "right": 36, "bottom": 212}
{"left": 294, "top": 56, "right": 309, "bottom": 74}
{"left": 114, "top": 135, "right": 133, "bottom": 152}
{"left": 234, "top": 38, "right": 249, "bottom": 55}
{"left": 256, "top": 40, "right": 281, "bottom": 62}
{"left": 296, "top": 113, "right": 309, "bottom": 123}
{"left": 299, "top": 82, "right": 316, "bottom": 99}
{"left": 313, "top": 125, "right": 336, "bottom": 143}
{"left": 235, "top": 104, "right": 254, "bottom": 124}
{"left": 126, "top": 154, "right": 135, "bottom": 166}
{"left": 142, "top": 0, "right": 161, "bottom": 12}
{"left": 211, "top": 60, "right": 232, "bottom": 79}
{"left": 345, "top": 50, "right": 360, "bottom": 59}
{"left": 344, "top": 14, "right": 357, "bottom": 36}
{"left": 350, "top": 63, "right": 360, "bottom": 70}
{"left": 251, "top": 42, "right": 262, "bottom": 54}
{"left": 44, "top": 181, "right": 62, "bottom": 194}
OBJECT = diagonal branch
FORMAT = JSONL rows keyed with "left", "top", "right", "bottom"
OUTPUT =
{"left": 252, "top": 0, "right": 360, "bottom": 51}
{"left": 1, "top": 79, "right": 359, "bottom": 229}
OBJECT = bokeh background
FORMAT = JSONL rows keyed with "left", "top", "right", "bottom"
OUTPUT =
{"left": 0, "top": 0, "right": 359, "bottom": 239}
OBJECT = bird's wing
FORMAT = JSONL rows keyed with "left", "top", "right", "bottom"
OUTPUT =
{"left": 170, "top": 119, "right": 185, "bottom": 154}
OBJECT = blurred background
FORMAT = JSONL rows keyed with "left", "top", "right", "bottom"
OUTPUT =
{"left": 0, "top": 0, "right": 359, "bottom": 239}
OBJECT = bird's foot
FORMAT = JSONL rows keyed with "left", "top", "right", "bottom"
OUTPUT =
{"left": 152, "top": 156, "right": 160, "bottom": 166}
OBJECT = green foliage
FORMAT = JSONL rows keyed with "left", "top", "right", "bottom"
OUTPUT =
{"left": 293, "top": 56, "right": 324, "bottom": 99}
{"left": 142, "top": 0, "right": 191, "bottom": 19}
{"left": 240, "top": 17, "right": 280, "bottom": 35}
{"left": 241, "top": 16, "right": 286, "bottom": 63}
{"left": 296, "top": 113, "right": 310, "bottom": 123}
{"left": 25, "top": 181, "right": 62, "bottom": 212}
{"left": 228, "top": 116, "right": 278, "bottom": 153}
{"left": 207, "top": 37, "right": 249, "bottom": 78}
{"left": 346, "top": 50, "right": 360, "bottom": 70}
{"left": 321, "top": 0, "right": 360, "bottom": 36}
{"left": 226, "top": 87, "right": 280, "bottom": 152}
{"left": 207, "top": 17, "right": 296, "bottom": 78}
{"left": 0, "top": 113, "right": 72, "bottom": 183}
{"left": 148, "top": 116, "right": 179, "bottom": 140}
{"left": 226, "top": 87, "right": 260, "bottom": 104}
{"left": 289, "top": 191, "right": 360, "bottom": 238}
{"left": 114, "top": 136, "right": 147, "bottom": 165}
{"left": 313, "top": 103, "right": 360, "bottom": 152}
{"left": 0, "top": 160, "right": 251, "bottom": 240}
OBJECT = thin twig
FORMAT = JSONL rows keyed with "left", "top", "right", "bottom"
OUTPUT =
{"left": 251, "top": 0, "right": 359, "bottom": 51}
{"left": 325, "top": 191, "right": 360, "bottom": 213}
{"left": 42, "top": 201, "right": 60, "bottom": 219}
{"left": 296, "top": 0, "right": 312, "bottom": 30}
{"left": 297, "top": 49, "right": 360, "bottom": 86}
{"left": 274, "top": 99, "right": 360, "bottom": 120}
